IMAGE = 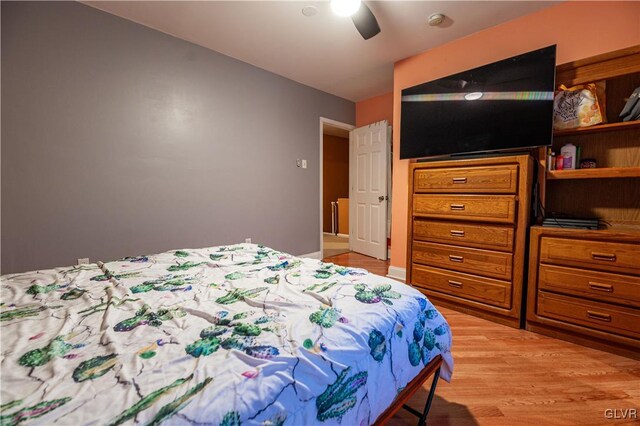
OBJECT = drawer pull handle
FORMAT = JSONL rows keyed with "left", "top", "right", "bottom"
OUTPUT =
{"left": 452, "top": 177, "right": 467, "bottom": 184}
{"left": 450, "top": 204, "right": 465, "bottom": 211}
{"left": 591, "top": 252, "right": 616, "bottom": 262}
{"left": 588, "top": 282, "right": 613, "bottom": 292}
{"left": 448, "top": 280, "right": 463, "bottom": 288}
{"left": 449, "top": 255, "right": 464, "bottom": 263}
{"left": 450, "top": 230, "right": 465, "bottom": 237}
{"left": 587, "top": 311, "right": 612, "bottom": 322}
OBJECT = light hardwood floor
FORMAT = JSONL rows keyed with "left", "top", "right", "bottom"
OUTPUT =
{"left": 323, "top": 252, "right": 640, "bottom": 426}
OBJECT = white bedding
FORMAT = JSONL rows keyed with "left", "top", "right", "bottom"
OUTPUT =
{"left": 0, "top": 244, "right": 453, "bottom": 425}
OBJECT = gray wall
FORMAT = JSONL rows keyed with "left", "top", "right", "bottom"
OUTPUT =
{"left": 1, "top": 1, "right": 354, "bottom": 274}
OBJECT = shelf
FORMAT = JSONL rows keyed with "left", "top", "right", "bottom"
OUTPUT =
{"left": 553, "top": 120, "right": 640, "bottom": 137}
{"left": 547, "top": 167, "right": 640, "bottom": 180}
{"left": 530, "top": 225, "right": 640, "bottom": 239}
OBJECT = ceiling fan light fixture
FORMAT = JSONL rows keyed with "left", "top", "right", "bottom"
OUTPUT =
{"left": 330, "top": 0, "right": 361, "bottom": 17}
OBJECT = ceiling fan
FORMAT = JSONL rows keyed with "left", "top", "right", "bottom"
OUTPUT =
{"left": 331, "top": 0, "right": 381, "bottom": 40}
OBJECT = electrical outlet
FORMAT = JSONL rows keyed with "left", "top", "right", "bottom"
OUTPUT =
{"left": 245, "top": 238, "right": 252, "bottom": 244}
{"left": 301, "top": 159, "right": 307, "bottom": 169}
{"left": 77, "top": 258, "right": 90, "bottom": 265}
{"left": 296, "top": 159, "right": 302, "bottom": 168}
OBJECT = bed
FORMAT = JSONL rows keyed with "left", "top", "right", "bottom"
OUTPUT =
{"left": 0, "top": 244, "right": 453, "bottom": 425}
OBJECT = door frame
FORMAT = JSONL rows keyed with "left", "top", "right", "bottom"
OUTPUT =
{"left": 319, "top": 117, "right": 355, "bottom": 259}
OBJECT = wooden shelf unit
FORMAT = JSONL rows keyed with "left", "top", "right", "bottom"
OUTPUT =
{"left": 553, "top": 120, "right": 640, "bottom": 137}
{"left": 529, "top": 46, "right": 640, "bottom": 358}
{"left": 547, "top": 166, "right": 640, "bottom": 180}
{"left": 537, "top": 44, "right": 640, "bottom": 230}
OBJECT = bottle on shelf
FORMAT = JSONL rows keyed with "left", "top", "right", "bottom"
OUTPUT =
{"left": 547, "top": 148, "right": 555, "bottom": 171}
{"left": 561, "top": 143, "right": 577, "bottom": 169}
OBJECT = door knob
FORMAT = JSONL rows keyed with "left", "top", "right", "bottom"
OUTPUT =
{"left": 378, "top": 195, "right": 387, "bottom": 202}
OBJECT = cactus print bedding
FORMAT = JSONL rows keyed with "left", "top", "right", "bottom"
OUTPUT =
{"left": 0, "top": 244, "right": 453, "bottom": 425}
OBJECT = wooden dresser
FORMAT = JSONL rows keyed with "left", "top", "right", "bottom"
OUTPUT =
{"left": 406, "top": 155, "right": 534, "bottom": 328}
{"left": 525, "top": 46, "right": 640, "bottom": 358}
{"left": 527, "top": 227, "right": 640, "bottom": 358}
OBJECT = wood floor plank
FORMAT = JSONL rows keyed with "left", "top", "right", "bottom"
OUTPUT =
{"left": 323, "top": 252, "right": 640, "bottom": 425}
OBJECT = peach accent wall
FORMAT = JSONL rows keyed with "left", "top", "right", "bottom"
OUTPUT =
{"left": 356, "top": 92, "right": 393, "bottom": 127}
{"left": 391, "top": 1, "right": 640, "bottom": 269}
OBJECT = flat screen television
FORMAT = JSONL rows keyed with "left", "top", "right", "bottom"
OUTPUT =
{"left": 400, "top": 45, "right": 556, "bottom": 159}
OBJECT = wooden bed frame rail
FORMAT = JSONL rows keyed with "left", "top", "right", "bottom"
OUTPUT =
{"left": 373, "top": 355, "right": 443, "bottom": 425}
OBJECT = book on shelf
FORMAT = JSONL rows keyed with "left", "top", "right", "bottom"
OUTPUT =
{"left": 542, "top": 217, "right": 600, "bottom": 230}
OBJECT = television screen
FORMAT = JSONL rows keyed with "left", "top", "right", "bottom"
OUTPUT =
{"left": 400, "top": 45, "right": 556, "bottom": 159}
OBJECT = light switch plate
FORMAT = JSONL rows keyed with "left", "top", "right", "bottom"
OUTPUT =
{"left": 301, "top": 159, "right": 307, "bottom": 169}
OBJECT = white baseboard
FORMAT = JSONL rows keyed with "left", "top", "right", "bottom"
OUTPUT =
{"left": 337, "top": 233, "right": 349, "bottom": 238}
{"left": 299, "top": 251, "right": 322, "bottom": 260}
{"left": 386, "top": 266, "right": 406, "bottom": 282}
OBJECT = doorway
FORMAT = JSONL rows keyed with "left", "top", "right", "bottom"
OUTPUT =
{"left": 319, "top": 118, "right": 392, "bottom": 260}
{"left": 320, "top": 118, "right": 354, "bottom": 259}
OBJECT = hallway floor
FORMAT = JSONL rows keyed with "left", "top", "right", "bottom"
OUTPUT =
{"left": 322, "top": 233, "right": 349, "bottom": 258}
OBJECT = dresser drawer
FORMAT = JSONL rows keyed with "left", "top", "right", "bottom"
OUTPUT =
{"left": 538, "top": 292, "right": 640, "bottom": 339}
{"left": 414, "top": 165, "right": 518, "bottom": 193}
{"left": 412, "top": 265, "right": 512, "bottom": 308}
{"left": 540, "top": 237, "right": 640, "bottom": 275}
{"left": 539, "top": 264, "right": 640, "bottom": 308}
{"left": 413, "top": 220, "right": 514, "bottom": 252}
{"left": 413, "top": 195, "right": 517, "bottom": 224}
{"left": 412, "top": 241, "right": 513, "bottom": 280}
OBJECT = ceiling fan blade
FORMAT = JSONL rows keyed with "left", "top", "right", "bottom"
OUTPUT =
{"left": 351, "top": 2, "right": 380, "bottom": 40}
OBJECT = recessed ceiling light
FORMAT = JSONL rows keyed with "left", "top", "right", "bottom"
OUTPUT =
{"left": 302, "top": 5, "right": 318, "bottom": 17}
{"left": 428, "top": 13, "right": 446, "bottom": 27}
{"left": 330, "top": 0, "right": 361, "bottom": 17}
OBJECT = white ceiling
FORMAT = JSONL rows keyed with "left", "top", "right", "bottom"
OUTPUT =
{"left": 84, "top": 1, "right": 558, "bottom": 102}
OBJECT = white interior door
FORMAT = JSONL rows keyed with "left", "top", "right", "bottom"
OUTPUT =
{"left": 349, "top": 121, "right": 389, "bottom": 260}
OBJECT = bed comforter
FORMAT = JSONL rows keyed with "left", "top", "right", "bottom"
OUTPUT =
{"left": 0, "top": 244, "right": 453, "bottom": 425}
